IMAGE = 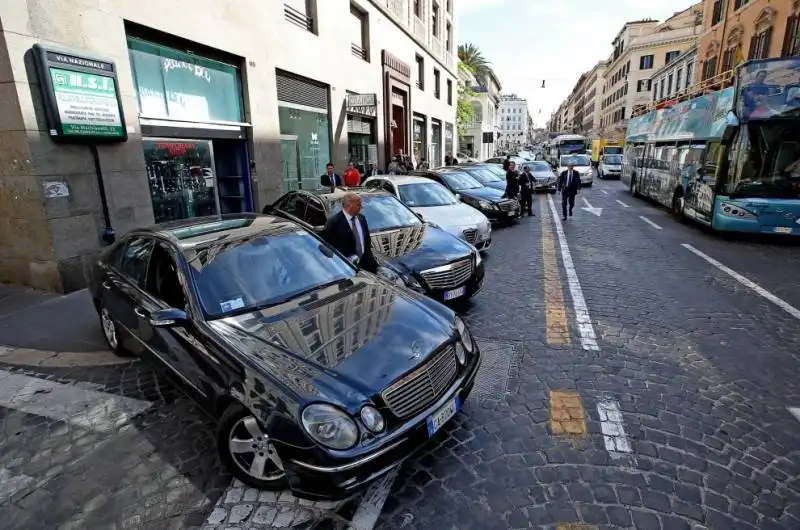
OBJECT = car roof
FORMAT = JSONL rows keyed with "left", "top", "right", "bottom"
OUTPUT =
{"left": 367, "top": 175, "right": 436, "bottom": 186}
{"left": 302, "top": 186, "right": 392, "bottom": 201}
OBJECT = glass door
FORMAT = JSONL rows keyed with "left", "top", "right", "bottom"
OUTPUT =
{"left": 280, "top": 134, "right": 301, "bottom": 191}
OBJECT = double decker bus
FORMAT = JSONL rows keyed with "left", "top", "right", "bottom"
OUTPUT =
{"left": 622, "top": 57, "right": 800, "bottom": 235}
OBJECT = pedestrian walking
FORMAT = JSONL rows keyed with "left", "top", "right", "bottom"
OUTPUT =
{"left": 518, "top": 165, "right": 535, "bottom": 216}
{"left": 503, "top": 161, "right": 519, "bottom": 200}
{"left": 557, "top": 163, "right": 582, "bottom": 221}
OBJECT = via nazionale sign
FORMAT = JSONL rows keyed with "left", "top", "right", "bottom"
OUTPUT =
{"left": 32, "top": 44, "right": 128, "bottom": 143}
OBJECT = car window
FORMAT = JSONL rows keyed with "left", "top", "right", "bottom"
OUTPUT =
{"left": 144, "top": 244, "right": 186, "bottom": 310}
{"left": 441, "top": 171, "right": 483, "bottom": 190}
{"left": 274, "top": 194, "right": 299, "bottom": 216}
{"left": 398, "top": 182, "right": 458, "bottom": 207}
{"left": 364, "top": 179, "right": 384, "bottom": 189}
{"left": 117, "top": 237, "right": 153, "bottom": 285}
{"left": 381, "top": 182, "right": 396, "bottom": 195}
{"left": 603, "top": 154, "right": 622, "bottom": 164}
{"left": 305, "top": 197, "right": 327, "bottom": 227}
{"left": 331, "top": 195, "right": 422, "bottom": 231}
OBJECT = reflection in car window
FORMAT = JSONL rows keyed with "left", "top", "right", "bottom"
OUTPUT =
{"left": 399, "top": 182, "right": 458, "bottom": 207}
{"left": 145, "top": 244, "right": 186, "bottom": 310}
{"left": 305, "top": 197, "right": 327, "bottom": 227}
{"left": 441, "top": 172, "right": 483, "bottom": 190}
{"left": 187, "top": 231, "right": 355, "bottom": 318}
{"left": 118, "top": 237, "right": 153, "bottom": 284}
{"left": 462, "top": 168, "right": 503, "bottom": 183}
{"left": 331, "top": 195, "right": 422, "bottom": 231}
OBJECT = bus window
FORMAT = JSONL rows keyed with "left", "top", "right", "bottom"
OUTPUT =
{"left": 702, "top": 142, "right": 723, "bottom": 183}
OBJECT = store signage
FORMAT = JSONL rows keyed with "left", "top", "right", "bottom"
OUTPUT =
{"left": 32, "top": 44, "right": 127, "bottom": 143}
{"left": 346, "top": 93, "right": 377, "bottom": 117}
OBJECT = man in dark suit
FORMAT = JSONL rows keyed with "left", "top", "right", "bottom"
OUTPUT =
{"left": 558, "top": 163, "right": 582, "bottom": 221}
{"left": 320, "top": 163, "right": 342, "bottom": 187}
{"left": 321, "top": 192, "right": 378, "bottom": 273}
{"left": 503, "top": 161, "right": 519, "bottom": 200}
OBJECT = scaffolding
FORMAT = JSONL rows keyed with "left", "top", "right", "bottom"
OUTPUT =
{"left": 631, "top": 69, "right": 736, "bottom": 118}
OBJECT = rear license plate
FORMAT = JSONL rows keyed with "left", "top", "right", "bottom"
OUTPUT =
{"left": 426, "top": 397, "right": 460, "bottom": 437}
{"left": 444, "top": 285, "right": 466, "bottom": 300}
{"left": 774, "top": 226, "right": 793, "bottom": 234}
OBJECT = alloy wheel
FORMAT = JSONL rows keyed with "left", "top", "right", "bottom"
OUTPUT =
{"left": 228, "top": 416, "right": 285, "bottom": 481}
{"left": 100, "top": 308, "right": 118, "bottom": 350}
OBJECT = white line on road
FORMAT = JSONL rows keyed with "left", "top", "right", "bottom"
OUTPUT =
{"left": 616, "top": 199, "right": 630, "bottom": 208}
{"left": 0, "top": 369, "right": 152, "bottom": 433}
{"left": 547, "top": 195, "right": 600, "bottom": 351}
{"left": 0, "top": 467, "right": 34, "bottom": 504}
{"left": 597, "top": 400, "right": 632, "bottom": 457}
{"left": 601, "top": 190, "right": 609, "bottom": 195}
{"left": 639, "top": 216, "right": 663, "bottom": 230}
{"left": 683, "top": 244, "right": 800, "bottom": 321}
{"left": 349, "top": 467, "right": 400, "bottom": 530}
{"left": 788, "top": 407, "right": 800, "bottom": 423}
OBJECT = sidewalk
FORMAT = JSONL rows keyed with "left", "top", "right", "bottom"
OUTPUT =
{"left": 0, "top": 284, "right": 120, "bottom": 368}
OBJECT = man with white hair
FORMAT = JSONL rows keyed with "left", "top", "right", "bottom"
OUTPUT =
{"left": 321, "top": 192, "right": 378, "bottom": 273}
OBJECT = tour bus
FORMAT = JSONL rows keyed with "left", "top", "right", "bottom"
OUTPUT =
{"left": 546, "top": 134, "right": 589, "bottom": 166}
{"left": 622, "top": 57, "right": 800, "bottom": 235}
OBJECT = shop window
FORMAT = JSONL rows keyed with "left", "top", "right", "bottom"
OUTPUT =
{"left": 127, "top": 38, "right": 243, "bottom": 123}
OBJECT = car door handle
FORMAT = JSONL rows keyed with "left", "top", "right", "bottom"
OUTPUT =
{"left": 102, "top": 281, "right": 111, "bottom": 290}
{"left": 134, "top": 308, "right": 147, "bottom": 319}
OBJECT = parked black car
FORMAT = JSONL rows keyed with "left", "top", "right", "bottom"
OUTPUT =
{"left": 269, "top": 188, "right": 485, "bottom": 304}
{"left": 89, "top": 214, "right": 481, "bottom": 500}
{"left": 455, "top": 164, "right": 506, "bottom": 192}
{"left": 412, "top": 168, "right": 520, "bottom": 224}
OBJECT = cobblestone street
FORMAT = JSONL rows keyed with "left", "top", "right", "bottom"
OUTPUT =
{"left": 2, "top": 177, "right": 800, "bottom": 529}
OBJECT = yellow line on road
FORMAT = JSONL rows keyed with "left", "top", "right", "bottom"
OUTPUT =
{"left": 549, "top": 390, "right": 588, "bottom": 436}
{"left": 540, "top": 195, "right": 571, "bottom": 345}
{"left": 556, "top": 525, "right": 598, "bottom": 530}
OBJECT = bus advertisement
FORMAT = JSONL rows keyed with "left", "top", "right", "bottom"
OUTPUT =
{"left": 622, "top": 57, "right": 800, "bottom": 236}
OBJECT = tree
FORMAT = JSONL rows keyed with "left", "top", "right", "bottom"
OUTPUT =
{"left": 456, "top": 61, "right": 477, "bottom": 138}
{"left": 458, "top": 43, "right": 491, "bottom": 86}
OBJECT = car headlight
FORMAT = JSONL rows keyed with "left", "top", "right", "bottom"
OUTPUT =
{"left": 720, "top": 202, "right": 757, "bottom": 219}
{"left": 301, "top": 404, "right": 359, "bottom": 450}
{"left": 454, "top": 342, "right": 466, "bottom": 365}
{"left": 360, "top": 406, "right": 385, "bottom": 433}
{"left": 455, "top": 316, "right": 475, "bottom": 354}
{"left": 474, "top": 248, "right": 482, "bottom": 266}
{"left": 377, "top": 265, "right": 404, "bottom": 286}
{"left": 478, "top": 200, "right": 496, "bottom": 210}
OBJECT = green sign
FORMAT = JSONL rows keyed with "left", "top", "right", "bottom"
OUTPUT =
{"left": 49, "top": 67, "right": 124, "bottom": 137}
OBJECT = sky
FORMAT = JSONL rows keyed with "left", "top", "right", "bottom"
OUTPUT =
{"left": 457, "top": 0, "right": 697, "bottom": 128}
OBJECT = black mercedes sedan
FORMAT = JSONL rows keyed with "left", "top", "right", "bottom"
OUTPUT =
{"left": 455, "top": 164, "right": 506, "bottom": 192}
{"left": 412, "top": 168, "right": 520, "bottom": 224}
{"left": 269, "top": 188, "right": 485, "bottom": 304}
{"left": 89, "top": 214, "right": 481, "bottom": 500}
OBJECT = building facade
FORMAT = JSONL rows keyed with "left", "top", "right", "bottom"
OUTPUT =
{"left": 498, "top": 94, "right": 530, "bottom": 150}
{"left": 580, "top": 61, "right": 608, "bottom": 138}
{"left": 0, "top": 0, "right": 459, "bottom": 292}
{"left": 698, "top": 0, "right": 800, "bottom": 81}
{"left": 460, "top": 69, "right": 502, "bottom": 159}
{"left": 649, "top": 45, "right": 699, "bottom": 102}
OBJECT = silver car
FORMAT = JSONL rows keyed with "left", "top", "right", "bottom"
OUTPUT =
{"left": 598, "top": 154, "right": 623, "bottom": 180}
{"left": 521, "top": 161, "right": 558, "bottom": 192}
{"left": 364, "top": 175, "right": 492, "bottom": 251}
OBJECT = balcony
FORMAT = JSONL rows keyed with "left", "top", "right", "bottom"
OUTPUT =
{"left": 413, "top": 16, "right": 426, "bottom": 41}
{"left": 284, "top": 4, "right": 314, "bottom": 32}
{"left": 351, "top": 43, "right": 368, "bottom": 61}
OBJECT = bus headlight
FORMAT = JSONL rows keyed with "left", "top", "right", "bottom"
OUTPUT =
{"left": 720, "top": 202, "right": 756, "bottom": 219}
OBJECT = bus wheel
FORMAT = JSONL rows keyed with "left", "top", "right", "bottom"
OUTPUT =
{"left": 672, "top": 194, "right": 685, "bottom": 222}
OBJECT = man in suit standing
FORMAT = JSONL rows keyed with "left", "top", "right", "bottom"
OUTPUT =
{"left": 558, "top": 163, "right": 582, "bottom": 221}
{"left": 503, "top": 161, "right": 519, "bottom": 200}
{"left": 321, "top": 192, "right": 378, "bottom": 273}
{"left": 320, "top": 163, "right": 342, "bottom": 187}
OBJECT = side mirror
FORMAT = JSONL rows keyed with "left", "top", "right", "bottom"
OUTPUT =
{"left": 347, "top": 254, "right": 360, "bottom": 266}
{"left": 454, "top": 193, "right": 461, "bottom": 200}
{"left": 149, "top": 308, "right": 189, "bottom": 328}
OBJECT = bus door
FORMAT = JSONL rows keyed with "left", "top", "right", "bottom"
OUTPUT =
{"left": 684, "top": 142, "right": 720, "bottom": 223}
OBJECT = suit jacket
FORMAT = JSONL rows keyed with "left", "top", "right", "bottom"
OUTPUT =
{"left": 504, "top": 170, "right": 519, "bottom": 198}
{"left": 321, "top": 211, "right": 379, "bottom": 273}
{"left": 320, "top": 173, "right": 343, "bottom": 187}
{"left": 558, "top": 169, "right": 582, "bottom": 195}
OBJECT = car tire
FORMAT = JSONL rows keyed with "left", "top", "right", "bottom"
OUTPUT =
{"left": 217, "top": 404, "right": 289, "bottom": 491}
{"left": 98, "top": 300, "right": 134, "bottom": 357}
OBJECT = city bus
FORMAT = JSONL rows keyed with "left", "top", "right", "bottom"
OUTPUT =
{"left": 546, "top": 134, "right": 589, "bottom": 166}
{"left": 622, "top": 57, "right": 800, "bottom": 235}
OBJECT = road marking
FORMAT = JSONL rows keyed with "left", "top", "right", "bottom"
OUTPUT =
{"left": 597, "top": 400, "right": 632, "bottom": 457}
{"left": 0, "top": 467, "right": 34, "bottom": 504}
{"left": 788, "top": 407, "right": 800, "bottom": 423}
{"left": 601, "top": 190, "right": 609, "bottom": 195}
{"left": 540, "top": 196, "right": 571, "bottom": 345}
{"left": 349, "top": 467, "right": 399, "bottom": 530}
{"left": 549, "top": 390, "right": 587, "bottom": 436}
{"left": 547, "top": 195, "right": 600, "bottom": 351}
{"left": 581, "top": 197, "right": 603, "bottom": 216}
{"left": 557, "top": 525, "right": 598, "bottom": 530}
{"left": 683, "top": 244, "right": 800, "bottom": 321}
{"left": 0, "top": 369, "right": 152, "bottom": 433}
{"left": 615, "top": 199, "right": 630, "bottom": 208}
{"left": 639, "top": 215, "right": 663, "bottom": 230}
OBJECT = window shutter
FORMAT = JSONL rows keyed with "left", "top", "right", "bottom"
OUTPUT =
{"left": 761, "top": 27, "right": 773, "bottom": 59}
{"left": 782, "top": 16, "right": 796, "bottom": 56}
{"left": 748, "top": 36, "right": 757, "bottom": 60}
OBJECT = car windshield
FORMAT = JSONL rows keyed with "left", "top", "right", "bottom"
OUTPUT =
{"left": 561, "top": 155, "right": 590, "bottom": 166}
{"left": 398, "top": 182, "right": 458, "bottom": 207}
{"left": 332, "top": 194, "right": 422, "bottom": 230}
{"left": 462, "top": 167, "right": 503, "bottom": 183}
{"left": 525, "top": 162, "right": 552, "bottom": 172}
{"left": 442, "top": 171, "right": 484, "bottom": 190}
{"left": 603, "top": 155, "right": 622, "bottom": 164}
{"left": 187, "top": 230, "right": 355, "bottom": 318}
{"left": 479, "top": 165, "right": 506, "bottom": 177}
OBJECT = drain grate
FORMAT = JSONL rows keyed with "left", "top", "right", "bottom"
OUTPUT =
{"left": 472, "top": 338, "right": 522, "bottom": 400}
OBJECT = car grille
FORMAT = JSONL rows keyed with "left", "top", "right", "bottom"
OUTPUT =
{"left": 381, "top": 344, "right": 458, "bottom": 419}
{"left": 462, "top": 228, "right": 477, "bottom": 244}
{"left": 498, "top": 200, "right": 517, "bottom": 212}
{"left": 420, "top": 258, "right": 474, "bottom": 290}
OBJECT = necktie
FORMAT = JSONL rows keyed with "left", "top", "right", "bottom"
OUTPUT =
{"left": 351, "top": 217, "right": 363, "bottom": 257}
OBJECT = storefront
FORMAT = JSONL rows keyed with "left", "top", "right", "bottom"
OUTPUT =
{"left": 346, "top": 93, "right": 378, "bottom": 173}
{"left": 382, "top": 51, "right": 411, "bottom": 164}
{"left": 445, "top": 122, "right": 454, "bottom": 160}
{"left": 412, "top": 113, "right": 427, "bottom": 167}
{"left": 430, "top": 118, "right": 442, "bottom": 168}
{"left": 276, "top": 71, "right": 332, "bottom": 191}
{"left": 127, "top": 36, "right": 252, "bottom": 223}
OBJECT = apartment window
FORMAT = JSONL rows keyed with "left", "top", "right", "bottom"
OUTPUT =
{"left": 676, "top": 68, "right": 683, "bottom": 90}
{"left": 636, "top": 79, "right": 649, "bottom": 92}
{"left": 432, "top": 2, "right": 440, "bottom": 38}
{"left": 783, "top": 14, "right": 800, "bottom": 56}
{"left": 415, "top": 54, "right": 424, "bottom": 89}
{"left": 721, "top": 47, "right": 735, "bottom": 72}
{"left": 701, "top": 58, "right": 717, "bottom": 80}
{"left": 734, "top": 0, "right": 749, "bottom": 10}
{"left": 667, "top": 73, "right": 673, "bottom": 96}
{"left": 639, "top": 55, "right": 654, "bottom": 69}
{"left": 350, "top": 4, "right": 369, "bottom": 62}
{"left": 659, "top": 78, "right": 665, "bottom": 99}
{"left": 447, "top": 79, "right": 452, "bottom": 105}
{"left": 434, "top": 69, "right": 441, "bottom": 99}
{"left": 446, "top": 0, "right": 452, "bottom": 13}
{"left": 749, "top": 27, "right": 772, "bottom": 60}
{"left": 446, "top": 23, "right": 452, "bottom": 51}
{"left": 284, "top": 0, "right": 316, "bottom": 33}
{"left": 685, "top": 62, "right": 694, "bottom": 87}
{"left": 665, "top": 50, "right": 680, "bottom": 64}
{"left": 711, "top": 0, "right": 723, "bottom": 26}
{"left": 413, "top": 0, "right": 421, "bottom": 18}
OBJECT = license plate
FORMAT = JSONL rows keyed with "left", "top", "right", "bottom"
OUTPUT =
{"left": 774, "top": 226, "right": 793, "bottom": 234}
{"left": 426, "top": 397, "right": 460, "bottom": 437}
{"left": 444, "top": 285, "right": 466, "bottom": 300}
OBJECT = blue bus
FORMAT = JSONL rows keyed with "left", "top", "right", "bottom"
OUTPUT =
{"left": 622, "top": 57, "right": 800, "bottom": 235}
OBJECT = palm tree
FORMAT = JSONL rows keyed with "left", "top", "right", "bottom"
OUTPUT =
{"left": 458, "top": 43, "right": 491, "bottom": 86}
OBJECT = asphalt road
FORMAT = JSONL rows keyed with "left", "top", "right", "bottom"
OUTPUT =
{"left": 1, "top": 175, "right": 799, "bottom": 529}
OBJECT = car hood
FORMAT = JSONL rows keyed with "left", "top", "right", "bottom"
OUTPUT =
{"left": 209, "top": 276, "right": 455, "bottom": 408}
{"left": 458, "top": 186, "right": 505, "bottom": 202}
{"left": 371, "top": 223, "right": 475, "bottom": 273}
{"left": 411, "top": 203, "right": 488, "bottom": 229}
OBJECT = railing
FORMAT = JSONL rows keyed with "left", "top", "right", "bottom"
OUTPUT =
{"left": 416, "top": 80, "right": 424, "bottom": 90}
{"left": 284, "top": 4, "right": 314, "bottom": 32}
{"left": 632, "top": 69, "right": 735, "bottom": 117}
{"left": 351, "top": 43, "right": 368, "bottom": 61}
